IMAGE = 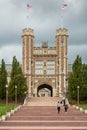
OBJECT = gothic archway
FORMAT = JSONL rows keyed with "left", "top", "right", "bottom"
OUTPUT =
{"left": 37, "top": 84, "right": 53, "bottom": 97}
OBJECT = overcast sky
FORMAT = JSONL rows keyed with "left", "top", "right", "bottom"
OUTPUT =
{"left": 0, "top": 0, "right": 87, "bottom": 64}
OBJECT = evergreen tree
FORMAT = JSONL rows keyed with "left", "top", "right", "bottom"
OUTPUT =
{"left": 0, "top": 59, "right": 7, "bottom": 99}
{"left": 68, "top": 55, "right": 82, "bottom": 100}
{"left": 9, "top": 56, "right": 27, "bottom": 101}
{"left": 68, "top": 73, "right": 76, "bottom": 99}
{"left": 80, "top": 64, "right": 87, "bottom": 100}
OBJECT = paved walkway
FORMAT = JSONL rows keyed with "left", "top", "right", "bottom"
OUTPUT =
{"left": 0, "top": 97, "right": 87, "bottom": 130}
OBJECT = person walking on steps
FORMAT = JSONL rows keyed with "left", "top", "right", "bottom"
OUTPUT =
{"left": 62, "top": 97, "right": 65, "bottom": 106}
{"left": 57, "top": 101, "right": 61, "bottom": 114}
{"left": 64, "top": 104, "right": 68, "bottom": 112}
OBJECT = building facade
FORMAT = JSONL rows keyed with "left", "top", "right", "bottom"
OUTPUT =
{"left": 22, "top": 28, "right": 68, "bottom": 97}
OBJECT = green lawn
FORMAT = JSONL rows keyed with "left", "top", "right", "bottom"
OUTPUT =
{"left": 68, "top": 99, "right": 87, "bottom": 110}
{"left": 0, "top": 104, "right": 14, "bottom": 116}
{"left": 80, "top": 104, "right": 87, "bottom": 110}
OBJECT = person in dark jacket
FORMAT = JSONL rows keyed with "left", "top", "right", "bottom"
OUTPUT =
{"left": 62, "top": 97, "right": 66, "bottom": 106}
{"left": 64, "top": 104, "right": 68, "bottom": 112}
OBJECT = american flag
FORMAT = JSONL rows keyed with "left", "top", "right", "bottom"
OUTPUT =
{"left": 61, "top": 3, "right": 68, "bottom": 9}
{"left": 27, "top": 4, "right": 32, "bottom": 9}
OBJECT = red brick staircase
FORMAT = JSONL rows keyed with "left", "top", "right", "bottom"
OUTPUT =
{"left": 0, "top": 97, "right": 87, "bottom": 130}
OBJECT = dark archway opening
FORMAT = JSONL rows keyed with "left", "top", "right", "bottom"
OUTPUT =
{"left": 37, "top": 84, "right": 53, "bottom": 97}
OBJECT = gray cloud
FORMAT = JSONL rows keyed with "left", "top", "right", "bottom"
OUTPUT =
{"left": 68, "top": 45, "right": 87, "bottom": 64}
{"left": 0, "top": 0, "right": 87, "bottom": 64}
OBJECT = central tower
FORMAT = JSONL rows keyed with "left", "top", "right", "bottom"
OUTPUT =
{"left": 22, "top": 28, "right": 68, "bottom": 97}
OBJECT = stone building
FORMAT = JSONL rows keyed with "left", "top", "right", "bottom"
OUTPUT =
{"left": 22, "top": 28, "right": 68, "bottom": 97}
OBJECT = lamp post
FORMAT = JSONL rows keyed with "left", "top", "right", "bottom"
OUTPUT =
{"left": 65, "top": 78, "right": 68, "bottom": 105}
{"left": 15, "top": 86, "right": 17, "bottom": 107}
{"left": 77, "top": 86, "right": 80, "bottom": 107}
{"left": 6, "top": 84, "right": 8, "bottom": 114}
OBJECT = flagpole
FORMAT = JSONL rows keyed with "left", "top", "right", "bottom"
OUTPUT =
{"left": 26, "top": 3, "right": 32, "bottom": 28}
{"left": 61, "top": 3, "right": 68, "bottom": 29}
{"left": 61, "top": 9, "right": 64, "bottom": 29}
{"left": 26, "top": 4, "right": 29, "bottom": 28}
{"left": 27, "top": 0, "right": 30, "bottom": 28}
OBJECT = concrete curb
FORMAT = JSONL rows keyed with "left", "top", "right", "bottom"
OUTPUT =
{"left": 72, "top": 105, "right": 87, "bottom": 114}
{"left": 0, "top": 104, "right": 23, "bottom": 122}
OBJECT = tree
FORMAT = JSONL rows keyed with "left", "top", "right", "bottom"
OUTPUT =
{"left": 0, "top": 59, "right": 7, "bottom": 99}
{"left": 68, "top": 55, "right": 82, "bottom": 100}
{"left": 8, "top": 56, "right": 27, "bottom": 101}
{"left": 80, "top": 64, "right": 87, "bottom": 100}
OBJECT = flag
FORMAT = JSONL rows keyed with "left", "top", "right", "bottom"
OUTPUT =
{"left": 27, "top": 4, "right": 32, "bottom": 9}
{"left": 61, "top": 3, "right": 68, "bottom": 9}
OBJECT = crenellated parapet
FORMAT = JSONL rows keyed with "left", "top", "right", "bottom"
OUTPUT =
{"left": 56, "top": 28, "right": 68, "bottom": 37}
{"left": 22, "top": 28, "right": 34, "bottom": 37}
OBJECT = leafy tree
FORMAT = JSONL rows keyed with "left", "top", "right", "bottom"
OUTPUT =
{"left": 8, "top": 56, "right": 27, "bottom": 101}
{"left": 0, "top": 59, "right": 7, "bottom": 99}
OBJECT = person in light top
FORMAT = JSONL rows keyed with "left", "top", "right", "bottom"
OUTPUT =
{"left": 57, "top": 101, "right": 61, "bottom": 114}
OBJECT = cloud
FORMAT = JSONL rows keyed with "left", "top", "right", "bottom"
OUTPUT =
{"left": 68, "top": 45, "right": 87, "bottom": 64}
{"left": 0, "top": 44, "right": 22, "bottom": 64}
{"left": 0, "top": 0, "right": 87, "bottom": 64}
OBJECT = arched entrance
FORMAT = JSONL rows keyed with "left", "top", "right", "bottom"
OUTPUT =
{"left": 37, "top": 84, "right": 53, "bottom": 97}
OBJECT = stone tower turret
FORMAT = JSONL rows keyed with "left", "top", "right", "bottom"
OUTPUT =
{"left": 56, "top": 28, "right": 68, "bottom": 96}
{"left": 22, "top": 28, "right": 34, "bottom": 95}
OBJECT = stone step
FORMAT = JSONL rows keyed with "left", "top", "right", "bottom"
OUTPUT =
{"left": 26, "top": 97, "right": 63, "bottom": 106}
{"left": 0, "top": 98, "right": 87, "bottom": 130}
{"left": 0, "top": 126, "right": 87, "bottom": 130}
{"left": 28, "top": 97, "right": 62, "bottom": 101}
{"left": 7, "top": 116, "right": 87, "bottom": 120}
{"left": 13, "top": 107, "right": 85, "bottom": 116}
{"left": 1, "top": 121, "right": 87, "bottom": 126}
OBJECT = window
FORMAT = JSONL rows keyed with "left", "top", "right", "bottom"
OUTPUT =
{"left": 46, "top": 61, "right": 55, "bottom": 74}
{"left": 35, "top": 61, "right": 43, "bottom": 75}
{"left": 58, "top": 61, "right": 59, "bottom": 65}
{"left": 61, "top": 68, "right": 64, "bottom": 72}
{"left": 58, "top": 82, "right": 59, "bottom": 85}
{"left": 61, "top": 42, "right": 64, "bottom": 46}
{"left": 35, "top": 60, "right": 55, "bottom": 75}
